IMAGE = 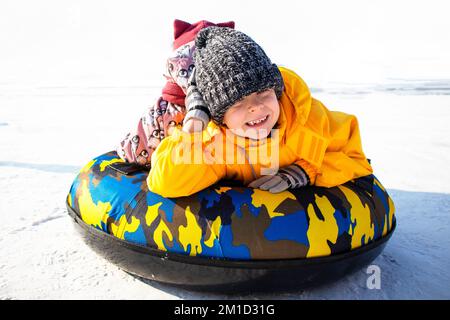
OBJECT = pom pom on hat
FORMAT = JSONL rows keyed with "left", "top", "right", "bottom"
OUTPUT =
{"left": 172, "top": 19, "right": 235, "bottom": 50}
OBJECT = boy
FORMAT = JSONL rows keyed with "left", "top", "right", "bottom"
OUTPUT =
{"left": 148, "top": 26, "right": 373, "bottom": 197}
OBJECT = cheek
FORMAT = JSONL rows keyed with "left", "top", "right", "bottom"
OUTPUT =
{"left": 269, "top": 101, "right": 280, "bottom": 118}
{"left": 224, "top": 110, "right": 244, "bottom": 129}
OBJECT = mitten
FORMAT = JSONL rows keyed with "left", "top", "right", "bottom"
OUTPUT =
{"left": 248, "top": 164, "right": 310, "bottom": 193}
{"left": 183, "top": 67, "right": 211, "bottom": 129}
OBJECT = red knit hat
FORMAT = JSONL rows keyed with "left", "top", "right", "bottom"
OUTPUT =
{"left": 162, "top": 19, "right": 235, "bottom": 106}
{"left": 172, "top": 19, "right": 235, "bottom": 50}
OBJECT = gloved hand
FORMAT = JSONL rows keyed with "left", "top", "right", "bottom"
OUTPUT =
{"left": 182, "top": 117, "right": 205, "bottom": 133}
{"left": 183, "top": 66, "right": 211, "bottom": 132}
{"left": 247, "top": 164, "right": 310, "bottom": 193}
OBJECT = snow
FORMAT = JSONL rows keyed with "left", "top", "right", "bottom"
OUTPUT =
{"left": 1, "top": 0, "right": 450, "bottom": 300}
{"left": 1, "top": 86, "right": 449, "bottom": 300}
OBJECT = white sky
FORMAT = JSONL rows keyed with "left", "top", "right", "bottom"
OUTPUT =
{"left": 1, "top": 0, "right": 449, "bottom": 87}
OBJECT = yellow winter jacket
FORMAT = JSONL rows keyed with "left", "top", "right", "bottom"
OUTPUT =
{"left": 148, "top": 66, "right": 373, "bottom": 198}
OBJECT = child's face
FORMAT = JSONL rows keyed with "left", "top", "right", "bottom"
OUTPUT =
{"left": 223, "top": 88, "right": 280, "bottom": 140}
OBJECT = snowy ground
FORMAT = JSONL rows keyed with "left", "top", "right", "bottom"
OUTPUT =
{"left": 1, "top": 83, "right": 449, "bottom": 299}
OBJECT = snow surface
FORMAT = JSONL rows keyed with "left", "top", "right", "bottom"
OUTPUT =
{"left": 1, "top": 86, "right": 449, "bottom": 300}
{"left": 1, "top": 0, "right": 450, "bottom": 300}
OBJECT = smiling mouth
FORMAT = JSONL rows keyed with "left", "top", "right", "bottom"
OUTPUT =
{"left": 246, "top": 115, "right": 269, "bottom": 127}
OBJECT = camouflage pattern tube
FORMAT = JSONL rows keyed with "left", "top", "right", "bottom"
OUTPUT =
{"left": 67, "top": 151, "right": 396, "bottom": 261}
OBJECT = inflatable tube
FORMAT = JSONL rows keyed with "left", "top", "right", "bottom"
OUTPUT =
{"left": 66, "top": 151, "right": 396, "bottom": 292}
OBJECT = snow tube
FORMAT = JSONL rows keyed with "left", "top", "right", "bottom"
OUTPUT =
{"left": 66, "top": 151, "right": 396, "bottom": 292}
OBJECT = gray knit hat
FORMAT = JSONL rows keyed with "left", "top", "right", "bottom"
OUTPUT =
{"left": 192, "top": 26, "right": 284, "bottom": 125}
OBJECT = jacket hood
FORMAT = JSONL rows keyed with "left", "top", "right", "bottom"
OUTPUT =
{"left": 278, "top": 66, "right": 312, "bottom": 127}
{"left": 200, "top": 66, "right": 313, "bottom": 150}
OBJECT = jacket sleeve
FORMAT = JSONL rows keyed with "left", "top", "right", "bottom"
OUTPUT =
{"left": 316, "top": 115, "right": 373, "bottom": 187}
{"left": 147, "top": 127, "right": 227, "bottom": 198}
{"left": 294, "top": 159, "right": 318, "bottom": 185}
{"left": 300, "top": 99, "right": 373, "bottom": 187}
{"left": 315, "top": 113, "right": 373, "bottom": 187}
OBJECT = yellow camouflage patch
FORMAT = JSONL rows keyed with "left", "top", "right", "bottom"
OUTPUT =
{"left": 251, "top": 189, "right": 296, "bottom": 218}
{"left": 178, "top": 206, "right": 203, "bottom": 256}
{"left": 383, "top": 196, "right": 396, "bottom": 236}
{"left": 99, "top": 158, "right": 124, "bottom": 172}
{"left": 339, "top": 185, "right": 375, "bottom": 248}
{"left": 111, "top": 215, "right": 140, "bottom": 239}
{"left": 67, "top": 193, "right": 72, "bottom": 207}
{"left": 145, "top": 202, "right": 173, "bottom": 251}
{"left": 80, "top": 159, "right": 96, "bottom": 173}
{"left": 78, "top": 180, "right": 111, "bottom": 230}
{"left": 306, "top": 195, "right": 339, "bottom": 257}
{"left": 205, "top": 215, "right": 222, "bottom": 248}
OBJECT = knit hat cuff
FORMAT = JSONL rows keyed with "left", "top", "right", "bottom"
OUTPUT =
{"left": 202, "top": 64, "right": 284, "bottom": 124}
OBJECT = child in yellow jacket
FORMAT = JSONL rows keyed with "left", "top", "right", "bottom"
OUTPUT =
{"left": 148, "top": 26, "right": 373, "bottom": 198}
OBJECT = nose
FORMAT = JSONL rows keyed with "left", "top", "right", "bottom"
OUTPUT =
{"left": 248, "top": 102, "right": 263, "bottom": 113}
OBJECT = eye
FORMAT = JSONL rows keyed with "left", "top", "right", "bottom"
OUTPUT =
{"left": 132, "top": 135, "right": 139, "bottom": 143}
{"left": 168, "top": 63, "right": 174, "bottom": 72}
{"left": 231, "top": 100, "right": 244, "bottom": 109}
{"left": 178, "top": 69, "right": 188, "bottom": 78}
{"left": 168, "top": 120, "right": 176, "bottom": 126}
{"left": 260, "top": 92, "right": 274, "bottom": 101}
{"left": 152, "top": 130, "right": 160, "bottom": 138}
{"left": 140, "top": 150, "right": 148, "bottom": 157}
{"left": 188, "top": 64, "right": 194, "bottom": 72}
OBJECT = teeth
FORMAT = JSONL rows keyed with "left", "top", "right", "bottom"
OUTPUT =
{"left": 247, "top": 115, "right": 267, "bottom": 126}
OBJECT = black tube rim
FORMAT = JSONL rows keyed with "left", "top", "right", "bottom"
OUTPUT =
{"left": 66, "top": 200, "right": 396, "bottom": 270}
